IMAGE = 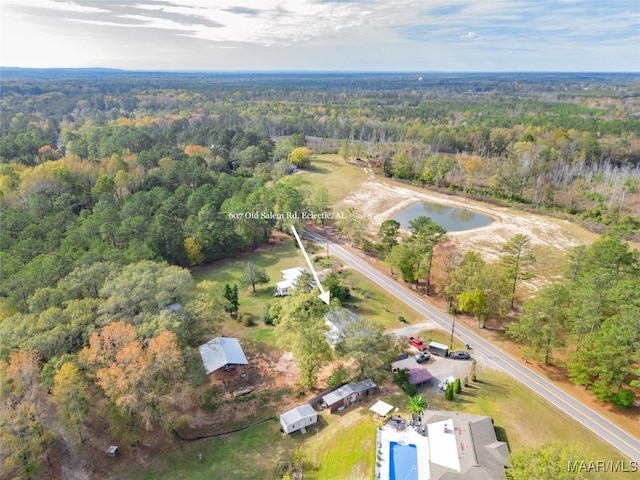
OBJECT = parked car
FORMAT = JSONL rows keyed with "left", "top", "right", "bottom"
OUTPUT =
{"left": 414, "top": 352, "right": 431, "bottom": 363}
{"left": 409, "top": 336, "right": 427, "bottom": 351}
{"left": 450, "top": 350, "right": 471, "bottom": 360}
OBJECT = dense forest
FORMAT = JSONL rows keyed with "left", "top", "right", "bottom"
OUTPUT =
{"left": 1, "top": 70, "right": 639, "bottom": 478}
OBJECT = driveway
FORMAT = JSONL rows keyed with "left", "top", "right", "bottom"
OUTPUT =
{"left": 304, "top": 229, "right": 640, "bottom": 464}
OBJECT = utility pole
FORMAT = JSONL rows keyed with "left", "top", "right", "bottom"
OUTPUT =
{"left": 449, "top": 317, "right": 456, "bottom": 351}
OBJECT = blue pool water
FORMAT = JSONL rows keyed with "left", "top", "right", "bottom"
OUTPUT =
{"left": 389, "top": 441, "right": 419, "bottom": 480}
{"left": 392, "top": 201, "right": 493, "bottom": 232}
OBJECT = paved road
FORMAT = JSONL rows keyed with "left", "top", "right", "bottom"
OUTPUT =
{"left": 304, "top": 230, "right": 640, "bottom": 464}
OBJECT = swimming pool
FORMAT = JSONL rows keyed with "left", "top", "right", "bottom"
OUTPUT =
{"left": 389, "top": 441, "right": 419, "bottom": 480}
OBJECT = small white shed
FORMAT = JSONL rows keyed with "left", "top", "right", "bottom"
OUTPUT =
{"left": 280, "top": 404, "right": 318, "bottom": 434}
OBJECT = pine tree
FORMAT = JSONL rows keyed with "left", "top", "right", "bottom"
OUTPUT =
{"left": 445, "top": 382, "right": 454, "bottom": 401}
{"left": 454, "top": 378, "right": 462, "bottom": 394}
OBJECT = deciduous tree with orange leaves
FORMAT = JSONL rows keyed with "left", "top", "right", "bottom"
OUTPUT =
{"left": 80, "top": 323, "right": 192, "bottom": 440}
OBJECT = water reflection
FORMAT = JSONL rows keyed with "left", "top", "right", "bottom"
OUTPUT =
{"left": 392, "top": 202, "right": 493, "bottom": 232}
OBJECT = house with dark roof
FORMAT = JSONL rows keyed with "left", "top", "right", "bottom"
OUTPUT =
{"left": 198, "top": 337, "right": 249, "bottom": 374}
{"left": 321, "top": 379, "right": 377, "bottom": 413}
{"left": 391, "top": 358, "right": 434, "bottom": 388}
{"left": 422, "top": 410, "right": 510, "bottom": 479}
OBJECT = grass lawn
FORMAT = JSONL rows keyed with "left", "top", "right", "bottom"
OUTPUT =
{"left": 304, "top": 409, "right": 376, "bottom": 480}
{"left": 336, "top": 268, "right": 429, "bottom": 330}
{"left": 427, "top": 369, "right": 635, "bottom": 480}
{"left": 300, "top": 154, "right": 368, "bottom": 203}
{"left": 119, "top": 419, "right": 307, "bottom": 480}
{"left": 191, "top": 236, "right": 302, "bottom": 347}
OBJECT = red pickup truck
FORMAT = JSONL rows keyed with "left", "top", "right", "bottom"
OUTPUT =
{"left": 409, "top": 336, "right": 427, "bottom": 351}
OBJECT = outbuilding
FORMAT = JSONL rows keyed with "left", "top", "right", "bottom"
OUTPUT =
{"left": 321, "top": 379, "right": 377, "bottom": 413}
{"left": 391, "top": 358, "right": 434, "bottom": 389}
{"left": 280, "top": 404, "right": 318, "bottom": 434}
{"left": 198, "top": 337, "right": 249, "bottom": 374}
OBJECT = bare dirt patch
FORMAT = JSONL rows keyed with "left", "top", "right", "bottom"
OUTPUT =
{"left": 342, "top": 172, "right": 599, "bottom": 266}
{"left": 191, "top": 347, "right": 300, "bottom": 432}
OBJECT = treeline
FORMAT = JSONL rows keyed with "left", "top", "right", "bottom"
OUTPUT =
{"left": 1, "top": 127, "right": 322, "bottom": 314}
{"left": 2, "top": 72, "right": 638, "bottom": 233}
{"left": 0, "top": 259, "right": 222, "bottom": 477}
{"left": 507, "top": 235, "right": 640, "bottom": 407}
{"left": 361, "top": 215, "right": 639, "bottom": 407}
{"left": 0, "top": 121, "right": 318, "bottom": 477}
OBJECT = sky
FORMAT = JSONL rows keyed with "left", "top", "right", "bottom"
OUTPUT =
{"left": 1, "top": 0, "right": 639, "bottom": 72}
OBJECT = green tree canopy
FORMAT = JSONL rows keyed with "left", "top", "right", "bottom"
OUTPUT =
{"left": 242, "top": 262, "right": 270, "bottom": 293}
{"left": 336, "top": 317, "right": 399, "bottom": 381}
{"left": 272, "top": 292, "right": 332, "bottom": 389}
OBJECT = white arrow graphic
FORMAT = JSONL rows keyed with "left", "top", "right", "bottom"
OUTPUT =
{"left": 290, "top": 225, "right": 331, "bottom": 305}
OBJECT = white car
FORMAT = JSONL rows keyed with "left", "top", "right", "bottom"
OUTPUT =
{"left": 438, "top": 376, "right": 456, "bottom": 390}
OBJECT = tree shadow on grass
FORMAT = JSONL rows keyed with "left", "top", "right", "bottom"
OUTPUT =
{"left": 458, "top": 388, "right": 478, "bottom": 398}
{"left": 307, "top": 164, "right": 331, "bottom": 175}
{"left": 471, "top": 379, "right": 508, "bottom": 393}
{"left": 344, "top": 296, "right": 378, "bottom": 318}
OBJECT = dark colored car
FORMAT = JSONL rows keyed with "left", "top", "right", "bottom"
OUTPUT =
{"left": 450, "top": 351, "right": 471, "bottom": 360}
{"left": 414, "top": 352, "right": 431, "bottom": 363}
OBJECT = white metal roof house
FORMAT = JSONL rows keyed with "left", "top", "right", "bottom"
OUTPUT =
{"left": 198, "top": 337, "right": 249, "bottom": 374}
{"left": 322, "top": 379, "right": 377, "bottom": 413}
{"left": 275, "top": 267, "right": 306, "bottom": 296}
{"left": 279, "top": 404, "right": 318, "bottom": 434}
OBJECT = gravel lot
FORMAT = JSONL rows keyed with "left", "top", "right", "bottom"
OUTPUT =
{"left": 420, "top": 353, "right": 474, "bottom": 395}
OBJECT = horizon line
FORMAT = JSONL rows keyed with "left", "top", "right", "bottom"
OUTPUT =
{"left": 1, "top": 66, "right": 639, "bottom": 75}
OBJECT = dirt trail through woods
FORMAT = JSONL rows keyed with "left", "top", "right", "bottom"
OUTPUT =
{"left": 343, "top": 168, "right": 598, "bottom": 265}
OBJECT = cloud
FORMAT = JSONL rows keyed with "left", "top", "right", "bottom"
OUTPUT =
{"left": 461, "top": 31, "right": 482, "bottom": 41}
{"left": 1, "top": 0, "right": 638, "bottom": 71}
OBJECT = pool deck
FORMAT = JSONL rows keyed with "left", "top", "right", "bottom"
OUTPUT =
{"left": 376, "top": 423, "right": 430, "bottom": 480}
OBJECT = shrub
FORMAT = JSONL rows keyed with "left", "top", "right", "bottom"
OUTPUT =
{"left": 393, "top": 369, "right": 409, "bottom": 388}
{"left": 327, "top": 365, "right": 349, "bottom": 388}
{"left": 398, "top": 316, "right": 407, "bottom": 323}
{"left": 238, "top": 313, "right": 255, "bottom": 327}
{"left": 404, "top": 383, "right": 417, "bottom": 396}
{"left": 445, "top": 383, "right": 454, "bottom": 401}
{"left": 611, "top": 389, "right": 636, "bottom": 408}
{"left": 454, "top": 378, "right": 462, "bottom": 394}
{"left": 261, "top": 304, "right": 273, "bottom": 325}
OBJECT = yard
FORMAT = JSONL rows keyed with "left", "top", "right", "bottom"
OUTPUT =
{"left": 115, "top": 418, "right": 307, "bottom": 480}
{"left": 304, "top": 407, "right": 377, "bottom": 480}
{"left": 426, "top": 369, "right": 635, "bottom": 480}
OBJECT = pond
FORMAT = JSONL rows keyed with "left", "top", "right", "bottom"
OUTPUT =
{"left": 392, "top": 201, "right": 493, "bottom": 232}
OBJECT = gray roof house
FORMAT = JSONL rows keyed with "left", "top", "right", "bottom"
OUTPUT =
{"left": 422, "top": 410, "right": 510, "bottom": 480}
{"left": 279, "top": 404, "right": 318, "bottom": 434}
{"left": 324, "top": 307, "right": 359, "bottom": 346}
{"left": 322, "top": 379, "right": 377, "bottom": 413}
{"left": 198, "top": 337, "right": 249, "bottom": 374}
